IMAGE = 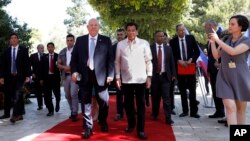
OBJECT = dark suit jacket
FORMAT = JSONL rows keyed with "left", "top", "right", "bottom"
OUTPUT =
{"left": 207, "top": 43, "right": 218, "bottom": 74}
{"left": 30, "top": 53, "right": 43, "bottom": 80}
{"left": 41, "top": 53, "right": 61, "bottom": 82}
{"left": 0, "top": 45, "right": 30, "bottom": 82}
{"left": 150, "top": 44, "right": 176, "bottom": 81}
{"left": 169, "top": 35, "right": 200, "bottom": 70}
{"left": 70, "top": 34, "right": 114, "bottom": 86}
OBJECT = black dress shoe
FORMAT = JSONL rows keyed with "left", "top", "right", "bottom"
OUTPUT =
{"left": 218, "top": 119, "right": 227, "bottom": 124}
{"left": 166, "top": 119, "right": 174, "bottom": 125}
{"left": 137, "top": 132, "right": 148, "bottom": 140}
{"left": 151, "top": 115, "right": 158, "bottom": 121}
{"left": 208, "top": 113, "right": 225, "bottom": 118}
{"left": 70, "top": 115, "right": 78, "bottom": 122}
{"left": 101, "top": 123, "right": 108, "bottom": 132}
{"left": 179, "top": 113, "right": 188, "bottom": 117}
{"left": 16, "top": 115, "right": 23, "bottom": 121}
{"left": 46, "top": 112, "right": 54, "bottom": 117}
{"left": 171, "top": 110, "right": 176, "bottom": 115}
{"left": 55, "top": 104, "right": 60, "bottom": 112}
{"left": 146, "top": 100, "right": 150, "bottom": 107}
{"left": 82, "top": 128, "right": 93, "bottom": 139}
{"left": 190, "top": 114, "right": 200, "bottom": 118}
{"left": 37, "top": 107, "right": 43, "bottom": 110}
{"left": 125, "top": 127, "right": 134, "bottom": 133}
{"left": 0, "top": 114, "right": 10, "bottom": 119}
{"left": 114, "top": 115, "right": 123, "bottom": 121}
{"left": 10, "top": 117, "right": 16, "bottom": 123}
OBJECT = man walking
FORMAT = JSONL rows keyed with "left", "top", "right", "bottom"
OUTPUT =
{"left": 0, "top": 33, "right": 30, "bottom": 123}
{"left": 58, "top": 34, "right": 79, "bottom": 121}
{"left": 115, "top": 22, "right": 152, "bottom": 139}
{"left": 150, "top": 31, "right": 176, "bottom": 125}
{"left": 30, "top": 44, "right": 44, "bottom": 110}
{"left": 70, "top": 18, "right": 114, "bottom": 139}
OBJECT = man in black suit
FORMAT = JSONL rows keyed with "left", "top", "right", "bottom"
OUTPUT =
{"left": 204, "top": 20, "right": 225, "bottom": 118}
{"left": 30, "top": 44, "right": 44, "bottom": 110}
{"left": 169, "top": 24, "right": 200, "bottom": 118}
{"left": 112, "top": 28, "right": 126, "bottom": 121}
{"left": 41, "top": 42, "right": 61, "bottom": 117}
{"left": 150, "top": 31, "right": 176, "bottom": 125}
{"left": 0, "top": 33, "right": 30, "bottom": 123}
{"left": 70, "top": 18, "right": 114, "bottom": 139}
{"left": 164, "top": 32, "right": 176, "bottom": 115}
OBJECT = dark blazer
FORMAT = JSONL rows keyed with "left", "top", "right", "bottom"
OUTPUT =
{"left": 41, "top": 53, "right": 61, "bottom": 82}
{"left": 30, "top": 53, "right": 43, "bottom": 80}
{"left": 70, "top": 34, "right": 114, "bottom": 86}
{"left": 150, "top": 44, "right": 176, "bottom": 81}
{"left": 207, "top": 44, "right": 217, "bottom": 74}
{"left": 169, "top": 35, "right": 200, "bottom": 68}
{"left": 0, "top": 45, "right": 30, "bottom": 81}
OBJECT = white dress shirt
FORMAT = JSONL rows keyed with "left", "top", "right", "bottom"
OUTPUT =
{"left": 115, "top": 37, "right": 152, "bottom": 84}
{"left": 66, "top": 47, "right": 73, "bottom": 66}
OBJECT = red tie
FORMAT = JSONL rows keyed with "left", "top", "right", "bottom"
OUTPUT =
{"left": 50, "top": 55, "right": 54, "bottom": 73}
{"left": 157, "top": 46, "right": 162, "bottom": 73}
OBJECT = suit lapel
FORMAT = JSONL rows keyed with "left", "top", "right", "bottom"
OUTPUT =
{"left": 8, "top": 47, "right": 11, "bottom": 63}
{"left": 84, "top": 35, "right": 89, "bottom": 58}
{"left": 16, "top": 46, "right": 22, "bottom": 63}
{"left": 152, "top": 44, "right": 157, "bottom": 61}
{"left": 36, "top": 53, "right": 40, "bottom": 62}
{"left": 96, "top": 34, "right": 102, "bottom": 51}
{"left": 185, "top": 36, "right": 190, "bottom": 54}
{"left": 175, "top": 38, "right": 181, "bottom": 58}
{"left": 163, "top": 45, "right": 168, "bottom": 63}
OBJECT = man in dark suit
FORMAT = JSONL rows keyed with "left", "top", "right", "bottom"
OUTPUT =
{"left": 169, "top": 24, "right": 200, "bottom": 118}
{"left": 112, "top": 28, "right": 126, "bottom": 121}
{"left": 70, "top": 18, "right": 114, "bottom": 139}
{"left": 164, "top": 32, "right": 176, "bottom": 115}
{"left": 204, "top": 20, "right": 225, "bottom": 118}
{"left": 30, "top": 44, "right": 44, "bottom": 110}
{"left": 0, "top": 33, "right": 30, "bottom": 123}
{"left": 150, "top": 31, "right": 176, "bottom": 125}
{"left": 41, "top": 42, "right": 61, "bottom": 117}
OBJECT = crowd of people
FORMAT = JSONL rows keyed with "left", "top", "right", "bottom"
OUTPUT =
{"left": 0, "top": 15, "right": 250, "bottom": 140}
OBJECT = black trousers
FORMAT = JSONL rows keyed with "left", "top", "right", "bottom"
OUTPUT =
{"left": 169, "top": 79, "right": 176, "bottom": 110}
{"left": 177, "top": 75, "right": 198, "bottom": 115}
{"left": 151, "top": 73, "right": 172, "bottom": 120}
{"left": 33, "top": 78, "right": 43, "bottom": 108}
{"left": 4, "top": 75, "right": 24, "bottom": 116}
{"left": 116, "top": 87, "right": 124, "bottom": 117}
{"left": 44, "top": 75, "right": 61, "bottom": 113}
{"left": 210, "top": 72, "right": 224, "bottom": 115}
{"left": 79, "top": 69, "right": 109, "bottom": 129}
{"left": 123, "top": 83, "right": 145, "bottom": 132}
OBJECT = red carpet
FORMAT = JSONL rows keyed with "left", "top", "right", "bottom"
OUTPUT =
{"left": 33, "top": 95, "right": 175, "bottom": 141}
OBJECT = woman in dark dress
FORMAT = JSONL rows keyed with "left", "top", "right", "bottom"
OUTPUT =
{"left": 209, "top": 15, "right": 250, "bottom": 125}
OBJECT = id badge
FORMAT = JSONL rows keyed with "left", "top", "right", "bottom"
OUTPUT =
{"left": 228, "top": 61, "right": 236, "bottom": 68}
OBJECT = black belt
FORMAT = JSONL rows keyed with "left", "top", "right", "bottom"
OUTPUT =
{"left": 156, "top": 72, "right": 166, "bottom": 76}
{"left": 65, "top": 73, "right": 71, "bottom": 76}
{"left": 11, "top": 73, "right": 17, "bottom": 76}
